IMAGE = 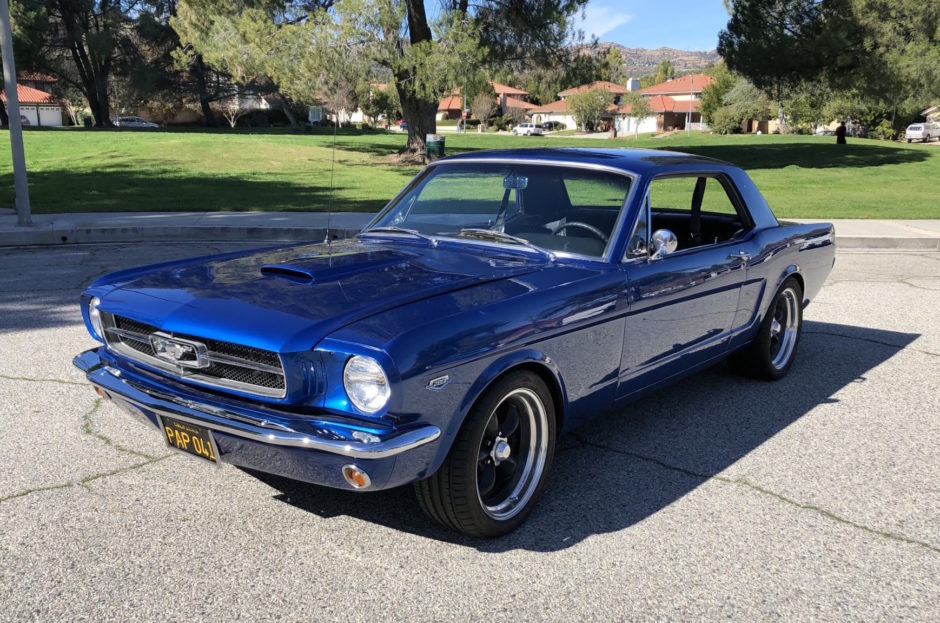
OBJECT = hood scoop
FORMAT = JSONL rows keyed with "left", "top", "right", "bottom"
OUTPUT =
{"left": 261, "top": 264, "right": 315, "bottom": 284}
{"left": 260, "top": 249, "right": 415, "bottom": 285}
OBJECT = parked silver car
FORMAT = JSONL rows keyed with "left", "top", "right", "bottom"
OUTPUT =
{"left": 905, "top": 122, "right": 938, "bottom": 143}
{"left": 512, "top": 122, "right": 543, "bottom": 136}
{"left": 114, "top": 116, "right": 159, "bottom": 128}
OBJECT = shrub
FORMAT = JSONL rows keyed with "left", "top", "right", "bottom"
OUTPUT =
{"left": 872, "top": 119, "right": 897, "bottom": 141}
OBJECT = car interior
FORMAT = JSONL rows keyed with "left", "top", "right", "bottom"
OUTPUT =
{"left": 384, "top": 168, "right": 752, "bottom": 259}
{"left": 390, "top": 166, "right": 630, "bottom": 257}
{"left": 644, "top": 175, "right": 751, "bottom": 253}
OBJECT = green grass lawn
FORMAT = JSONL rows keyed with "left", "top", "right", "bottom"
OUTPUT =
{"left": 1, "top": 127, "right": 938, "bottom": 218}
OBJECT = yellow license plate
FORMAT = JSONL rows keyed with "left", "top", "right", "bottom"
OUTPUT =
{"left": 159, "top": 416, "right": 218, "bottom": 463}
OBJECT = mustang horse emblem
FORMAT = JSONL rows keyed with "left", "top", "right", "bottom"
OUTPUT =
{"left": 149, "top": 333, "right": 208, "bottom": 369}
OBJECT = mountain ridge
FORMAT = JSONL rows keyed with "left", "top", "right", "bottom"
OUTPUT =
{"left": 577, "top": 42, "right": 720, "bottom": 77}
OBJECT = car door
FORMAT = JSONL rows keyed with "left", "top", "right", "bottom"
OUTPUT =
{"left": 617, "top": 174, "right": 752, "bottom": 399}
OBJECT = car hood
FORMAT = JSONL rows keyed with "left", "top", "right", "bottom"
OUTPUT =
{"left": 93, "top": 238, "right": 547, "bottom": 353}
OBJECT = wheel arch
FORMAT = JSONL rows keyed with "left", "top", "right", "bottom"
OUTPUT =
{"left": 459, "top": 351, "right": 568, "bottom": 435}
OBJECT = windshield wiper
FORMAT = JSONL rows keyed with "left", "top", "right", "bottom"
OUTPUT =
{"left": 455, "top": 228, "right": 553, "bottom": 258}
{"left": 362, "top": 226, "right": 435, "bottom": 244}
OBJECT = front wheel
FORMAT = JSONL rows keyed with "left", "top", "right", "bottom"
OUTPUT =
{"left": 415, "top": 370, "right": 556, "bottom": 537}
{"left": 730, "top": 277, "right": 803, "bottom": 380}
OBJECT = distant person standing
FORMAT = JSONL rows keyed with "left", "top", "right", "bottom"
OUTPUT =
{"left": 836, "top": 121, "right": 847, "bottom": 144}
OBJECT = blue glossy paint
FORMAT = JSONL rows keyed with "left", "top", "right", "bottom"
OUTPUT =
{"left": 75, "top": 148, "right": 835, "bottom": 491}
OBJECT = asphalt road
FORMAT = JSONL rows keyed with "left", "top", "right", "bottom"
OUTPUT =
{"left": 0, "top": 243, "right": 937, "bottom": 621}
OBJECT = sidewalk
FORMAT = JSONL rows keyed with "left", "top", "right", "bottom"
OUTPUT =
{"left": 0, "top": 210, "right": 937, "bottom": 250}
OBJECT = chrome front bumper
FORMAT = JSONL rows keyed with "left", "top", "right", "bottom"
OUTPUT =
{"left": 73, "top": 349, "right": 441, "bottom": 460}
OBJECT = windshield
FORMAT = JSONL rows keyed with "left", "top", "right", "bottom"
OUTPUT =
{"left": 365, "top": 162, "right": 632, "bottom": 257}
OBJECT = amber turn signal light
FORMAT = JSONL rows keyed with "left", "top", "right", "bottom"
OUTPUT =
{"left": 342, "top": 465, "right": 371, "bottom": 489}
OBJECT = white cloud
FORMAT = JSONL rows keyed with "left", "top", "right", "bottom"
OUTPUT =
{"left": 576, "top": 4, "right": 633, "bottom": 40}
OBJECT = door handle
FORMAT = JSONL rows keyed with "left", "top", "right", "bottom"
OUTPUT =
{"left": 728, "top": 250, "right": 751, "bottom": 262}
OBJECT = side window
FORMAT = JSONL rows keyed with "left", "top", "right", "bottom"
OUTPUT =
{"left": 647, "top": 174, "right": 747, "bottom": 250}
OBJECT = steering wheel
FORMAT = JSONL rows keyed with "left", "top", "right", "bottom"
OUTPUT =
{"left": 553, "top": 221, "right": 609, "bottom": 244}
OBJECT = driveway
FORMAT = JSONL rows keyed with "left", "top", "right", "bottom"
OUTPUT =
{"left": 0, "top": 243, "right": 937, "bottom": 621}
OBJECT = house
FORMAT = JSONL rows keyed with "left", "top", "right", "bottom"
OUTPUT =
{"left": 437, "top": 81, "right": 532, "bottom": 120}
{"left": 637, "top": 73, "right": 713, "bottom": 131}
{"left": 531, "top": 81, "right": 629, "bottom": 130}
{"left": 558, "top": 80, "right": 628, "bottom": 102}
{"left": 1, "top": 84, "right": 64, "bottom": 127}
{"left": 922, "top": 105, "right": 939, "bottom": 123}
{"left": 17, "top": 72, "right": 57, "bottom": 94}
{"left": 530, "top": 99, "right": 576, "bottom": 129}
{"left": 532, "top": 73, "right": 716, "bottom": 134}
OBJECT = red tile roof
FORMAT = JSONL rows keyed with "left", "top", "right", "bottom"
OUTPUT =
{"left": 1, "top": 84, "right": 56, "bottom": 104}
{"left": 438, "top": 94, "right": 463, "bottom": 111}
{"left": 559, "top": 81, "right": 627, "bottom": 97}
{"left": 504, "top": 96, "right": 536, "bottom": 110}
{"left": 614, "top": 95, "right": 700, "bottom": 115}
{"left": 18, "top": 71, "right": 56, "bottom": 83}
{"left": 490, "top": 81, "right": 529, "bottom": 96}
{"left": 639, "top": 73, "right": 713, "bottom": 96}
{"left": 530, "top": 100, "right": 570, "bottom": 114}
{"left": 439, "top": 81, "right": 530, "bottom": 110}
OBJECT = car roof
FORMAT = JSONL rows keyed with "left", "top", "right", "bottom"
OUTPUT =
{"left": 437, "top": 147, "right": 735, "bottom": 176}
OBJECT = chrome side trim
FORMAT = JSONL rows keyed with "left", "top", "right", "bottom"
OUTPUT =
{"left": 75, "top": 350, "right": 440, "bottom": 460}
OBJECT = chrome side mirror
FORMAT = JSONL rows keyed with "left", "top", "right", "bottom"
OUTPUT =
{"left": 649, "top": 229, "right": 678, "bottom": 260}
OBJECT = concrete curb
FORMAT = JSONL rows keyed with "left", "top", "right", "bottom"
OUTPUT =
{"left": 1, "top": 214, "right": 938, "bottom": 251}
{"left": 0, "top": 225, "right": 361, "bottom": 247}
{"left": 835, "top": 237, "right": 940, "bottom": 251}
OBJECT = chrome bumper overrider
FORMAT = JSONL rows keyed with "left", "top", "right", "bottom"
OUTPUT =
{"left": 73, "top": 349, "right": 440, "bottom": 460}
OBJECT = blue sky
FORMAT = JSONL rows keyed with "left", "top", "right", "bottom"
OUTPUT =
{"left": 574, "top": 0, "right": 729, "bottom": 51}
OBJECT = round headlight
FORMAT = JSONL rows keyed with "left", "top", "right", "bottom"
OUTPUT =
{"left": 343, "top": 356, "right": 390, "bottom": 414}
{"left": 88, "top": 297, "right": 104, "bottom": 341}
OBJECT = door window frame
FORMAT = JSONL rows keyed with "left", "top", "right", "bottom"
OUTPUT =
{"left": 623, "top": 171, "right": 755, "bottom": 263}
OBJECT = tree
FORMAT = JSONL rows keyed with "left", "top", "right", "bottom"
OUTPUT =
{"left": 622, "top": 92, "right": 651, "bottom": 139}
{"left": 719, "top": 1, "right": 940, "bottom": 134}
{"left": 30, "top": 1, "right": 137, "bottom": 127}
{"left": 217, "top": 98, "right": 246, "bottom": 127}
{"left": 699, "top": 61, "right": 734, "bottom": 125}
{"left": 603, "top": 46, "right": 625, "bottom": 84}
{"left": 567, "top": 88, "right": 612, "bottom": 132}
{"left": 652, "top": 60, "right": 675, "bottom": 85}
{"left": 357, "top": 82, "right": 397, "bottom": 126}
{"left": 189, "top": 1, "right": 588, "bottom": 158}
{"left": 172, "top": 1, "right": 328, "bottom": 129}
{"left": 471, "top": 90, "right": 496, "bottom": 128}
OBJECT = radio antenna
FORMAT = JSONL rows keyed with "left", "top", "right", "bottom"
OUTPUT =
{"left": 325, "top": 113, "right": 338, "bottom": 248}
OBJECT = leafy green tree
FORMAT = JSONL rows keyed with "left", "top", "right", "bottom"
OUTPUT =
{"left": 567, "top": 88, "right": 612, "bottom": 132}
{"left": 621, "top": 92, "right": 651, "bottom": 139}
{"left": 357, "top": 82, "right": 397, "bottom": 126}
{"left": 652, "top": 60, "right": 675, "bottom": 85}
{"left": 604, "top": 47, "right": 625, "bottom": 84}
{"left": 699, "top": 61, "right": 734, "bottom": 125}
{"left": 719, "top": 0, "right": 940, "bottom": 134}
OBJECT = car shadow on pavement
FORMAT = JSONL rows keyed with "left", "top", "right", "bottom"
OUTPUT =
{"left": 248, "top": 320, "right": 920, "bottom": 551}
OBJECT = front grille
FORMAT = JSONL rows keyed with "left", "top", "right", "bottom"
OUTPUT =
{"left": 103, "top": 313, "right": 287, "bottom": 398}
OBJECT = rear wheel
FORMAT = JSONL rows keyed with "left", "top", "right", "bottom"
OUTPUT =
{"left": 415, "top": 370, "right": 556, "bottom": 537}
{"left": 730, "top": 277, "right": 803, "bottom": 380}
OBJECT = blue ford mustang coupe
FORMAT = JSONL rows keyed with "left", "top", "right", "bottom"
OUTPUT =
{"left": 74, "top": 148, "right": 835, "bottom": 536}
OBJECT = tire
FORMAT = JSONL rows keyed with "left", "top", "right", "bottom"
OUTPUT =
{"left": 729, "top": 277, "right": 803, "bottom": 381}
{"left": 415, "top": 370, "right": 556, "bottom": 537}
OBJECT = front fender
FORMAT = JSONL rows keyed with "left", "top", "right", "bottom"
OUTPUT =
{"left": 422, "top": 348, "right": 568, "bottom": 479}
